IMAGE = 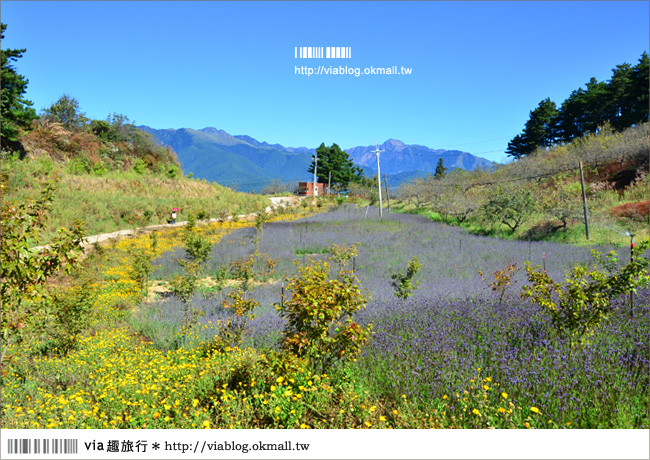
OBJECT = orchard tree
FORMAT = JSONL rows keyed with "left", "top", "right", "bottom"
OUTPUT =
{"left": 1, "top": 23, "right": 38, "bottom": 147}
{"left": 308, "top": 143, "right": 364, "bottom": 189}
{"left": 482, "top": 185, "right": 535, "bottom": 233}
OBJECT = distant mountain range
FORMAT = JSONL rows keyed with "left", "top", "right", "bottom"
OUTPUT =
{"left": 139, "top": 126, "right": 494, "bottom": 192}
{"left": 346, "top": 139, "right": 494, "bottom": 186}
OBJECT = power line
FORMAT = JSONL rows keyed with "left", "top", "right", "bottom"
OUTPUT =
{"left": 442, "top": 136, "right": 511, "bottom": 148}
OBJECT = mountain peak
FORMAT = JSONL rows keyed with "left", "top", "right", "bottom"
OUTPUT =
{"left": 381, "top": 139, "right": 407, "bottom": 151}
{"left": 200, "top": 127, "right": 230, "bottom": 136}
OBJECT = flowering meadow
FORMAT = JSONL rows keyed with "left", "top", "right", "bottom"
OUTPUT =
{"left": 2, "top": 203, "right": 648, "bottom": 429}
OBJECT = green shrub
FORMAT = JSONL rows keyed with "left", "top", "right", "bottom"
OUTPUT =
{"left": 133, "top": 158, "right": 147, "bottom": 174}
{"left": 277, "top": 258, "right": 372, "bottom": 373}
{"left": 169, "top": 260, "right": 201, "bottom": 304}
{"left": 167, "top": 166, "right": 180, "bottom": 179}
{"left": 50, "top": 283, "right": 96, "bottom": 353}
{"left": 391, "top": 257, "right": 422, "bottom": 299}
{"left": 67, "top": 157, "right": 91, "bottom": 175}
{"left": 522, "top": 241, "right": 649, "bottom": 344}
{"left": 183, "top": 232, "right": 212, "bottom": 266}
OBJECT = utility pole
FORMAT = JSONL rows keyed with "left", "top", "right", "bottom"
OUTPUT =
{"left": 578, "top": 161, "right": 590, "bottom": 240}
{"left": 373, "top": 142, "right": 384, "bottom": 217}
{"left": 384, "top": 173, "right": 390, "bottom": 212}
{"left": 328, "top": 171, "right": 332, "bottom": 195}
{"left": 312, "top": 152, "right": 318, "bottom": 197}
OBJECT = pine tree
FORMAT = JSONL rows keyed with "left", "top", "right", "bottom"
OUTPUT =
{"left": 1, "top": 23, "right": 38, "bottom": 147}
{"left": 434, "top": 158, "right": 447, "bottom": 178}
{"left": 308, "top": 143, "right": 364, "bottom": 189}
{"left": 629, "top": 51, "right": 649, "bottom": 126}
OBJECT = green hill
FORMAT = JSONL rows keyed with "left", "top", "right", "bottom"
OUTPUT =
{"left": 139, "top": 126, "right": 313, "bottom": 192}
{"left": 1, "top": 120, "right": 269, "bottom": 243}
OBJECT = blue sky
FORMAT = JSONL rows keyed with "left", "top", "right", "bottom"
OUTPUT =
{"left": 2, "top": 1, "right": 648, "bottom": 163}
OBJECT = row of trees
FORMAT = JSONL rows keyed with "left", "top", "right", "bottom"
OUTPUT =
{"left": 507, "top": 52, "right": 649, "bottom": 158}
{"left": 398, "top": 170, "right": 581, "bottom": 235}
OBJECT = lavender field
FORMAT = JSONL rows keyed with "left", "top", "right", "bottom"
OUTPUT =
{"left": 141, "top": 205, "right": 649, "bottom": 428}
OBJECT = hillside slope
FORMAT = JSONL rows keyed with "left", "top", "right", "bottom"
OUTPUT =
{"left": 395, "top": 123, "right": 649, "bottom": 246}
{"left": 1, "top": 121, "right": 269, "bottom": 243}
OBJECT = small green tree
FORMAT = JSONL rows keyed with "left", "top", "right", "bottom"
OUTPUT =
{"left": 521, "top": 242, "right": 649, "bottom": 344}
{"left": 434, "top": 158, "right": 447, "bottom": 179}
{"left": 183, "top": 232, "right": 212, "bottom": 266}
{"left": 391, "top": 257, "right": 422, "bottom": 299}
{"left": 0, "top": 177, "right": 85, "bottom": 367}
{"left": 329, "top": 242, "right": 358, "bottom": 273}
{"left": 229, "top": 254, "right": 256, "bottom": 292}
{"left": 170, "top": 220, "right": 213, "bottom": 303}
{"left": 41, "top": 94, "right": 88, "bottom": 130}
{"left": 254, "top": 208, "right": 270, "bottom": 245}
{"left": 169, "top": 261, "right": 202, "bottom": 304}
{"left": 129, "top": 235, "right": 156, "bottom": 298}
{"left": 277, "top": 258, "right": 372, "bottom": 372}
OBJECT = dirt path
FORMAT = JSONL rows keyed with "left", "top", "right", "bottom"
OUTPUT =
{"left": 74, "top": 196, "right": 300, "bottom": 249}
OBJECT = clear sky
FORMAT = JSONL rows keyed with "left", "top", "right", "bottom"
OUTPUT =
{"left": 2, "top": 1, "right": 648, "bottom": 163}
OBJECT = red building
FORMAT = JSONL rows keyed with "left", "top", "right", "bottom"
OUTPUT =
{"left": 297, "top": 182, "right": 326, "bottom": 196}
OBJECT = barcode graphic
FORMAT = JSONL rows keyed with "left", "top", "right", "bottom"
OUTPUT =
{"left": 7, "top": 439, "right": 78, "bottom": 455}
{"left": 295, "top": 46, "right": 351, "bottom": 59}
